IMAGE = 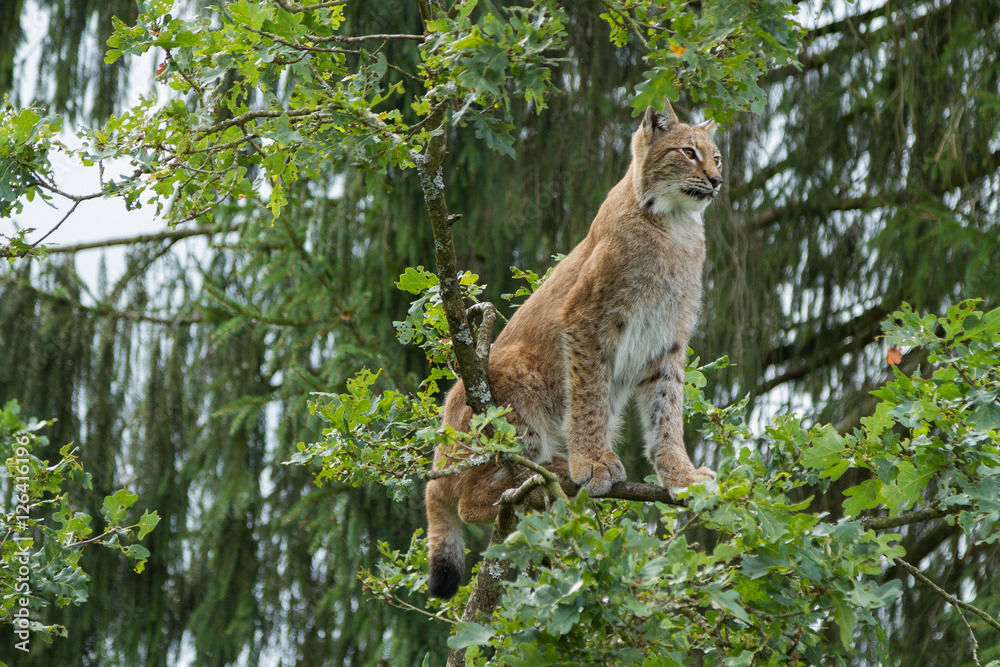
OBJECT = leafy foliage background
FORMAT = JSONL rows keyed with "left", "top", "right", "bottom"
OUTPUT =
{"left": 0, "top": 0, "right": 997, "bottom": 665}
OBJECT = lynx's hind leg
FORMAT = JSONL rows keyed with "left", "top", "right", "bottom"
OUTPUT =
{"left": 457, "top": 462, "right": 514, "bottom": 524}
{"left": 427, "top": 376, "right": 564, "bottom": 598}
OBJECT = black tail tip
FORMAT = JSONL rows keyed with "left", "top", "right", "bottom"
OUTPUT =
{"left": 428, "top": 554, "right": 463, "bottom": 599}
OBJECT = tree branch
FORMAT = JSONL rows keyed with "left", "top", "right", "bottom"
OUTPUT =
{"left": 446, "top": 476, "right": 525, "bottom": 667}
{"left": 892, "top": 556, "right": 1000, "bottom": 633}
{"left": 752, "top": 320, "right": 878, "bottom": 396}
{"left": 424, "top": 453, "right": 492, "bottom": 479}
{"left": 747, "top": 195, "right": 876, "bottom": 231}
{"left": 497, "top": 473, "right": 547, "bottom": 506}
{"left": 0, "top": 275, "right": 203, "bottom": 325}
{"left": 677, "top": 605, "right": 732, "bottom": 653}
{"left": 598, "top": 1, "right": 649, "bottom": 48}
{"left": 761, "top": 302, "right": 892, "bottom": 372}
{"left": 860, "top": 507, "right": 958, "bottom": 531}
{"left": 466, "top": 301, "right": 497, "bottom": 393}
{"left": 309, "top": 32, "right": 426, "bottom": 44}
{"left": 441, "top": 462, "right": 685, "bottom": 665}
{"left": 196, "top": 107, "right": 322, "bottom": 136}
{"left": 409, "top": 64, "right": 535, "bottom": 667}
{"left": 413, "top": 154, "right": 491, "bottom": 415}
{"left": 507, "top": 454, "right": 570, "bottom": 504}
{"left": 42, "top": 223, "right": 240, "bottom": 254}
{"left": 271, "top": 0, "right": 348, "bottom": 13}
{"left": 241, "top": 24, "right": 362, "bottom": 54}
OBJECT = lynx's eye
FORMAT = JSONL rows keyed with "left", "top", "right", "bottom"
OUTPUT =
{"left": 682, "top": 147, "right": 697, "bottom": 160}
{"left": 714, "top": 156, "right": 722, "bottom": 168}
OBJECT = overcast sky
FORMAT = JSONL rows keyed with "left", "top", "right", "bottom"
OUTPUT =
{"left": 3, "top": 1, "right": 195, "bottom": 298}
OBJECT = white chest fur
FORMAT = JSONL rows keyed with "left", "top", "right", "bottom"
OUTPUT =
{"left": 609, "top": 216, "right": 704, "bottom": 416}
{"left": 610, "top": 293, "right": 676, "bottom": 415}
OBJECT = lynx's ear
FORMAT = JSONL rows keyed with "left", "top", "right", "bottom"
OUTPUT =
{"left": 641, "top": 100, "right": 680, "bottom": 134}
{"left": 694, "top": 118, "right": 717, "bottom": 134}
{"left": 660, "top": 99, "right": 680, "bottom": 128}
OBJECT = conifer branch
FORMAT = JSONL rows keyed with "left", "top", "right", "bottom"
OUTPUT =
{"left": 0, "top": 275, "right": 203, "bottom": 325}
{"left": 43, "top": 224, "right": 240, "bottom": 254}
{"left": 746, "top": 146, "right": 1000, "bottom": 233}
{"left": 753, "top": 325, "right": 875, "bottom": 396}
{"left": 747, "top": 195, "right": 875, "bottom": 231}
{"left": 762, "top": 303, "right": 892, "bottom": 371}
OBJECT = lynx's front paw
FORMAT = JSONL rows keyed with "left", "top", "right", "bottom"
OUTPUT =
{"left": 661, "top": 465, "right": 716, "bottom": 491}
{"left": 570, "top": 451, "right": 626, "bottom": 496}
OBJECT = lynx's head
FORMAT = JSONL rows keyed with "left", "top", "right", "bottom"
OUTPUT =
{"left": 630, "top": 100, "right": 722, "bottom": 218}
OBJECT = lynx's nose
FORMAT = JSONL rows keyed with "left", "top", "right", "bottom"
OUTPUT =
{"left": 709, "top": 175, "right": 722, "bottom": 188}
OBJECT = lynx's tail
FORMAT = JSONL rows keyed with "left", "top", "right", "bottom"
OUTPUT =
{"left": 425, "top": 479, "right": 465, "bottom": 599}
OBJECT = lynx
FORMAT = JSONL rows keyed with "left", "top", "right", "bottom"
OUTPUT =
{"left": 426, "top": 100, "right": 722, "bottom": 599}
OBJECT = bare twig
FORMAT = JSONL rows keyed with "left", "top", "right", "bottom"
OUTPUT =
{"left": 309, "top": 32, "right": 426, "bottom": 44}
{"left": 364, "top": 579, "right": 457, "bottom": 625}
{"left": 892, "top": 557, "right": 1000, "bottom": 633}
{"left": 29, "top": 200, "right": 80, "bottom": 249}
{"left": 241, "top": 24, "right": 361, "bottom": 54}
{"left": 28, "top": 175, "right": 106, "bottom": 203}
{"left": 271, "top": 0, "right": 348, "bottom": 12}
{"left": 956, "top": 605, "right": 983, "bottom": 667}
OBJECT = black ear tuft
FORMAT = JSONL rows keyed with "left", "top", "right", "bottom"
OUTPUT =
{"left": 643, "top": 101, "right": 680, "bottom": 133}
{"left": 642, "top": 106, "right": 660, "bottom": 132}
